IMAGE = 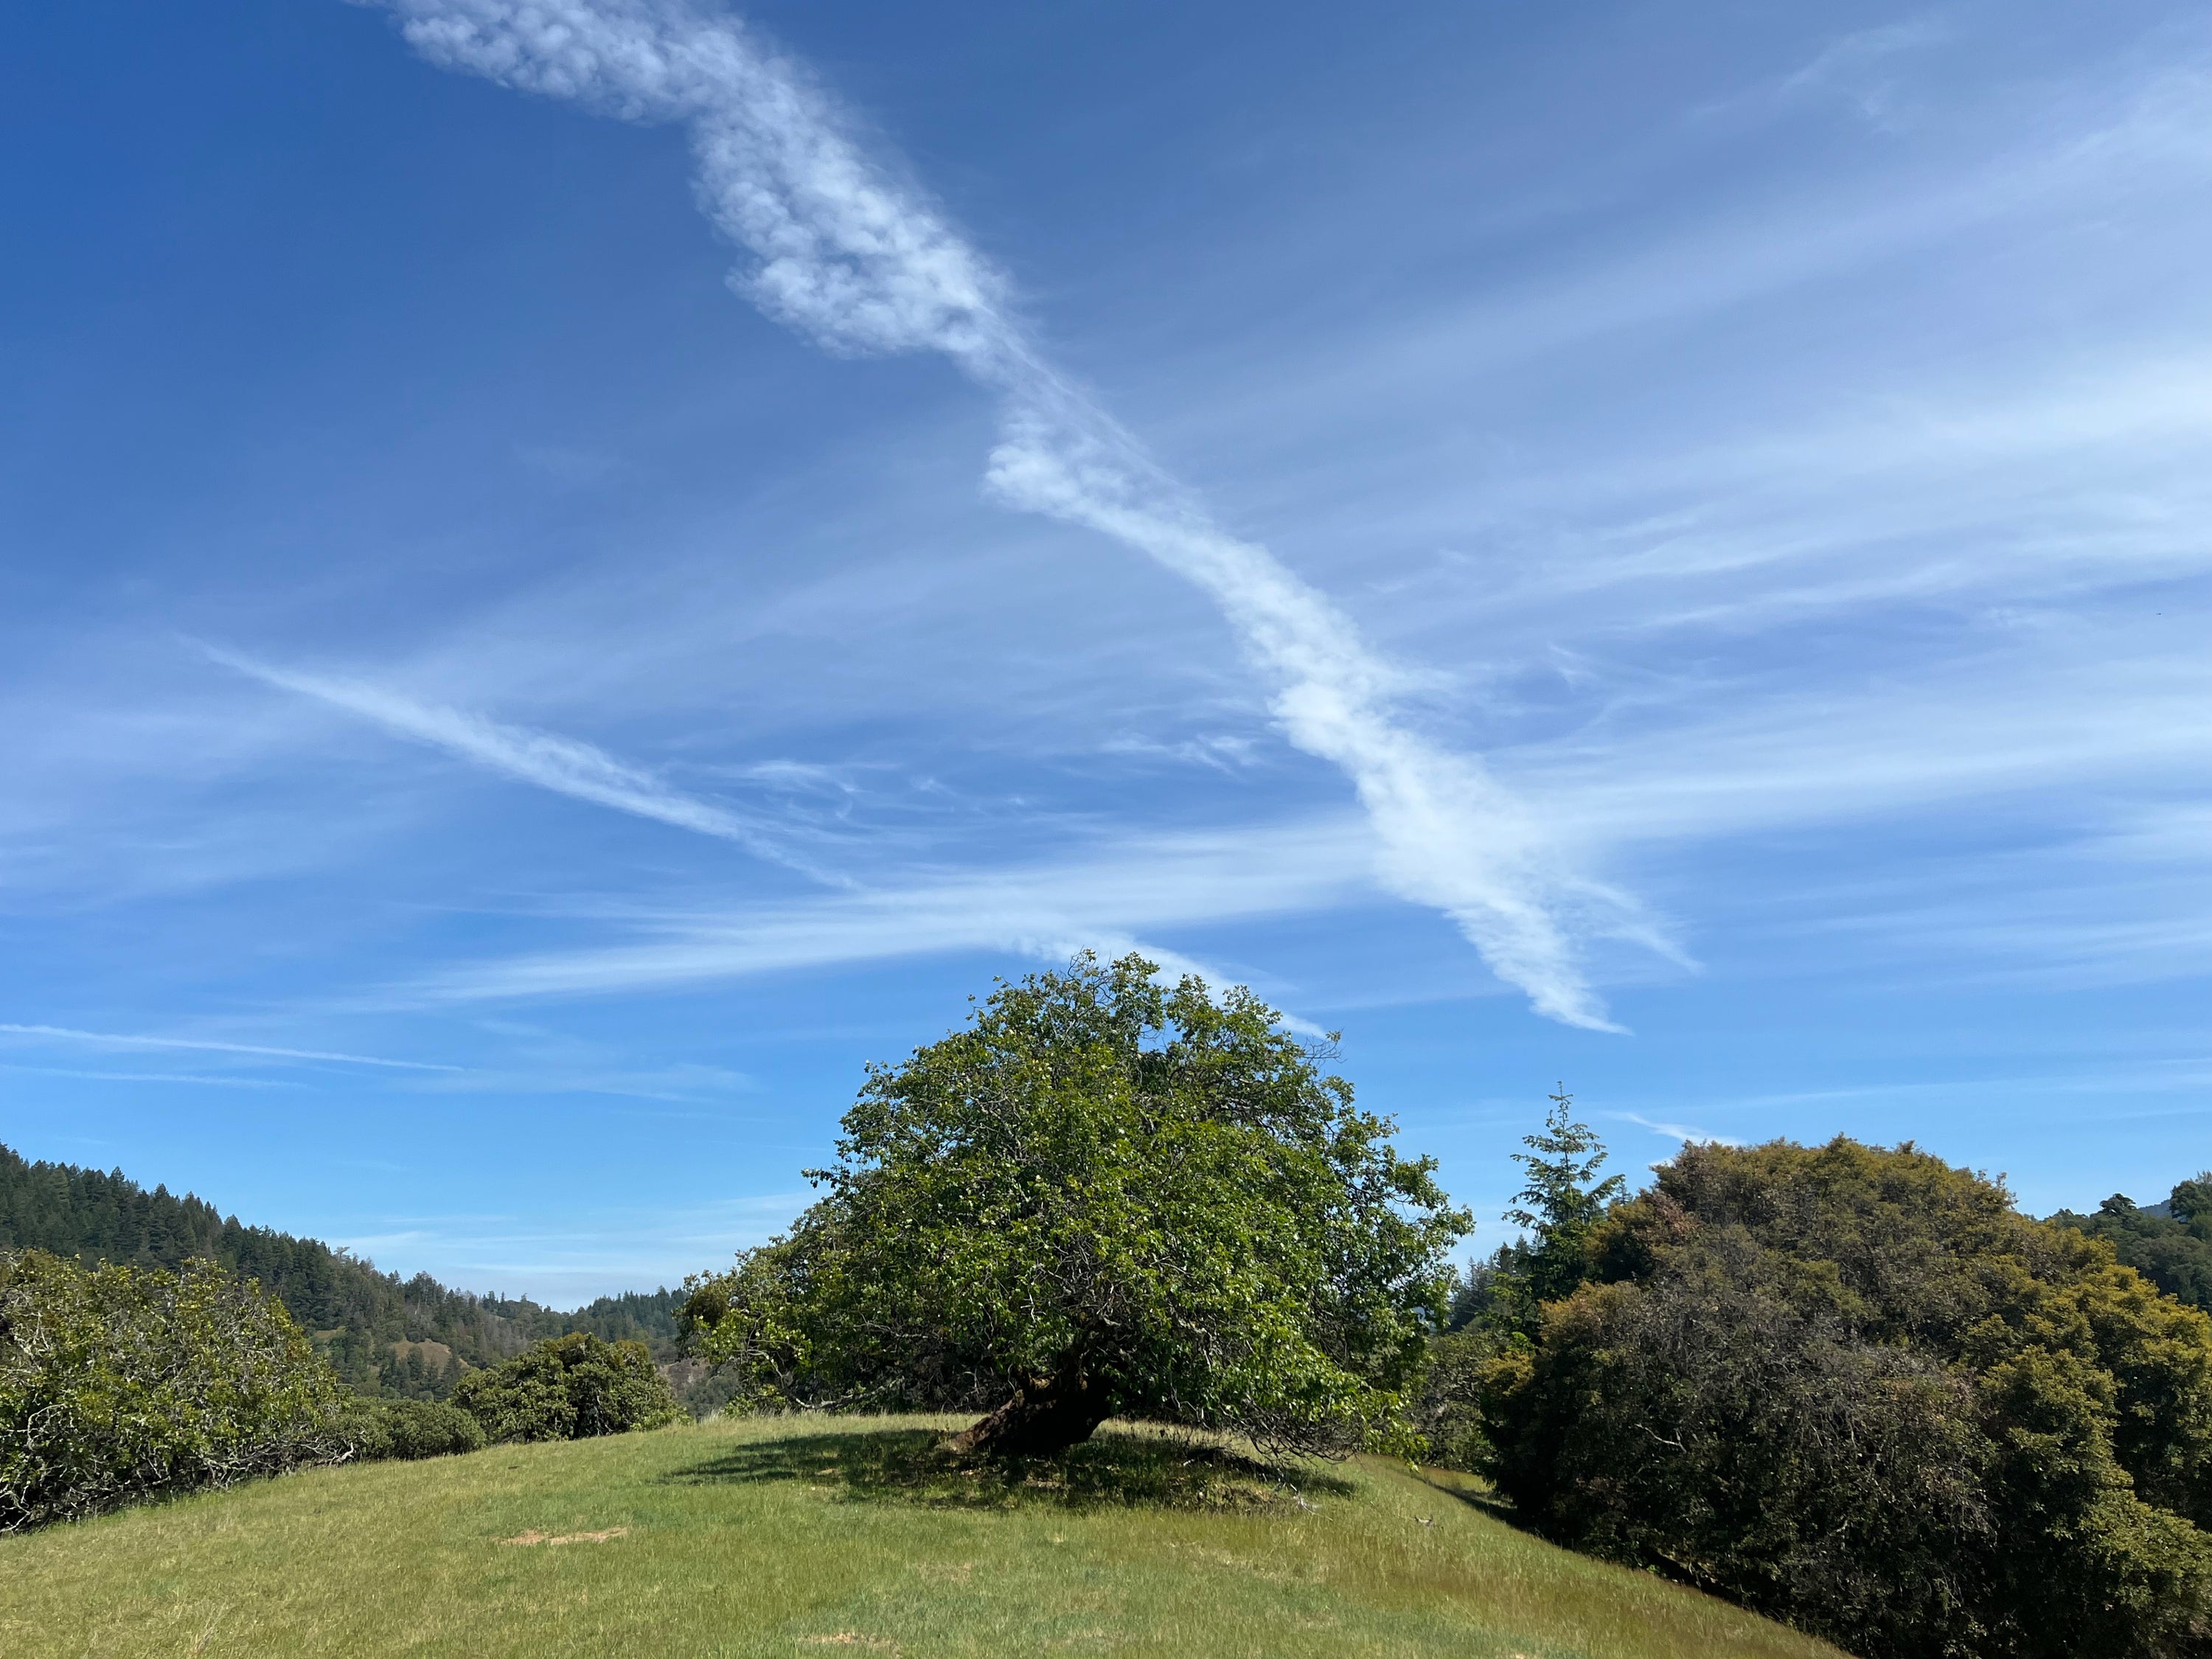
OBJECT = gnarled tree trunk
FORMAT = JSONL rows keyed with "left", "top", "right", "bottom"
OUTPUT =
{"left": 943, "top": 1369, "right": 1112, "bottom": 1458}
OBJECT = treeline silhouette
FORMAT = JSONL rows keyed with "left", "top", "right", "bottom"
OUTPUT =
{"left": 0, "top": 1143, "right": 678, "bottom": 1399}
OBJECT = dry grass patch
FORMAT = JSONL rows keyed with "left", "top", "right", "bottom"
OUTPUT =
{"left": 498, "top": 1526, "right": 628, "bottom": 1545}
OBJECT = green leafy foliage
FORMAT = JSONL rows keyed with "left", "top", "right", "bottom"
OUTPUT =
{"left": 341, "top": 1397, "right": 487, "bottom": 1461}
{"left": 2053, "top": 1177, "right": 2212, "bottom": 1314}
{"left": 0, "top": 1248, "right": 345, "bottom": 1531}
{"left": 1411, "top": 1324, "right": 1506, "bottom": 1472}
{"left": 452, "top": 1332, "right": 683, "bottom": 1444}
{"left": 1481, "top": 1137, "right": 2212, "bottom": 1659}
{"left": 689, "top": 954, "right": 1469, "bottom": 1457}
{"left": 0, "top": 1142, "right": 682, "bottom": 1398}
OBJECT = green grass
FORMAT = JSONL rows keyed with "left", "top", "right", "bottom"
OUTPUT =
{"left": 0, "top": 1415, "right": 1846, "bottom": 1658}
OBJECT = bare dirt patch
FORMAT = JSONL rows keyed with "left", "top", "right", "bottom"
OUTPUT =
{"left": 500, "top": 1527, "right": 630, "bottom": 1546}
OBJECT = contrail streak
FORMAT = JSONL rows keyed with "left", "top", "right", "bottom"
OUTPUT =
{"left": 361, "top": 0, "right": 1627, "bottom": 1028}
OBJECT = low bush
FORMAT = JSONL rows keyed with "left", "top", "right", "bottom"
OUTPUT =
{"left": 0, "top": 1248, "right": 344, "bottom": 1531}
{"left": 343, "top": 1396, "right": 486, "bottom": 1461}
{"left": 453, "top": 1332, "right": 681, "bottom": 1443}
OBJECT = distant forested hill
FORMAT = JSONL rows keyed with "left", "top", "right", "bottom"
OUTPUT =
{"left": 2048, "top": 1172, "right": 2212, "bottom": 1313}
{"left": 0, "top": 1142, "right": 681, "bottom": 1399}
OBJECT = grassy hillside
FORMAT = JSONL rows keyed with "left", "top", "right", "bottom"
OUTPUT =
{"left": 0, "top": 1414, "right": 1843, "bottom": 1659}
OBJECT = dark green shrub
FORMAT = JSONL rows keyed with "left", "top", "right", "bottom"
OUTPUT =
{"left": 0, "top": 1249, "right": 344, "bottom": 1531}
{"left": 452, "top": 1332, "right": 681, "bottom": 1443}
{"left": 342, "top": 1395, "right": 486, "bottom": 1461}
{"left": 1482, "top": 1138, "right": 2212, "bottom": 1659}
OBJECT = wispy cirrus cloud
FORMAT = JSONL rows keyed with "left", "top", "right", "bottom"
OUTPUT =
{"left": 417, "top": 1060, "right": 757, "bottom": 1105}
{"left": 1762, "top": 18, "right": 1952, "bottom": 129}
{"left": 0, "top": 1062, "right": 302, "bottom": 1088}
{"left": 0, "top": 1021, "right": 456, "bottom": 1071}
{"left": 1615, "top": 1111, "right": 1745, "bottom": 1148}
{"left": 203, "top": 643, "right": 849, "bottom": 885}
{"left": 397, "top": 814, "right": 1378, "bottom": 1004}
{"left": 357, "top": 0, "right": 1636, "bottom": 1029}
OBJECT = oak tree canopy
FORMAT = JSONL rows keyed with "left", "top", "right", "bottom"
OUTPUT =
{"left": 686, "top": 953, "right": 1468, "bottom": 1457}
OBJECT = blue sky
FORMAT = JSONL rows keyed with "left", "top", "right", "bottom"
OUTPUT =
{"left": 2, "top": 0, "right": 2206, "bottom": 1302}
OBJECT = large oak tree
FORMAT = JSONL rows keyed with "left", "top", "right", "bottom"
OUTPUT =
{"left": 686, "top": 954, "right": 1468, "bottom": 1457}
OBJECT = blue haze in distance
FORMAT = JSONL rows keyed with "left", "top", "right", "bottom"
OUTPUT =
{"left": 1, "top": 0, "right": 2205, "bottom": 1301}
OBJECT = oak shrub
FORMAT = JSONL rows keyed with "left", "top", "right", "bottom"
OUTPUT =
{"left": 341, "top": 1395, "right": 487, "bottom": 1461}
{"left": 0, "top": 1248, "right": 344, "bottom": 1531}
{"left": 451, "top": 1331, "right": 681, "bottom": 1443}
{"left": 1481, "top": 1138, "right": 2212, "bottom": 1659}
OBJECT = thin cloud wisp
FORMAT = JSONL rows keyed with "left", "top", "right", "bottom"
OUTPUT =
{"left": 0, "top": 1021, "right": 457, "bottom": 1071}
{"left": 206, "top": 644, "right": 848, "bottom": 886}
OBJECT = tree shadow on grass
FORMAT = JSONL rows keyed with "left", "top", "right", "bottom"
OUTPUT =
{"left": 1413, "top": 1464, "right": 1515, "bottom": 1522}
{"left": 664, "top": 1422, "right": 1355, "bottom": 1514}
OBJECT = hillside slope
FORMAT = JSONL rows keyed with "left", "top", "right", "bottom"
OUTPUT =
{"left": 0, "top": 1413, "right": 1843, "bottom": 1659}
{"left": 0, "top": 1142, "right": 680, "bottom": 1397}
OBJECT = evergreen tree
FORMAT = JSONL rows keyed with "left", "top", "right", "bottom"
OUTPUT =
{"left": 1462, "top": 1087, "right": 1626, "bottom": 1335}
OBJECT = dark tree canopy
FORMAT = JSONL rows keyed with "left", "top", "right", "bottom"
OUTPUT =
{"left": 2052, "top": 1176, "right": 2212, "bottom": 1315}
{"left": 1481, "top": 1137, "right": 2212, "bottom": 1659}
{"left": 689, "top": 954, "right": 1469, "bottom": 1456}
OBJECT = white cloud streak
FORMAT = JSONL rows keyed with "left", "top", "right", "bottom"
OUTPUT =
{"left": 0, "top": 1022, "right": 457, "bottom": 1071}
{"left": 204, "top": 644, "right": 846, "bottom": 884}
{"left": 361, "top": 0, "right": 1624, "bottom": 1029}
{"left": 1615, "top": 1111, "right": 1745, "bottom": 1148}
{"left": 0, "top": 1063, "right": 301, "bottom": 1088}
{"left": 400, "top": 815, "right": 1378, "bottom": 1004}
